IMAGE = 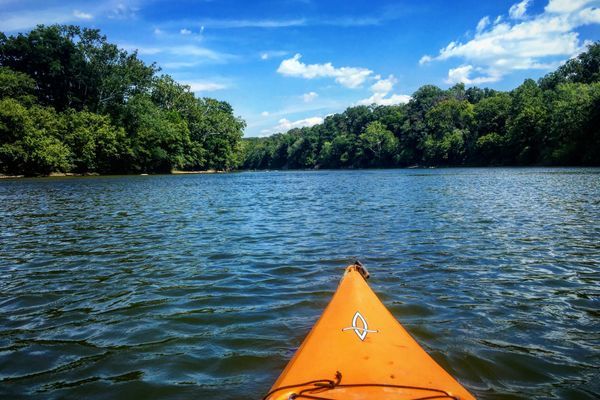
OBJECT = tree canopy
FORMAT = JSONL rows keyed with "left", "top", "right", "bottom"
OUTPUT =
{"left": 1, "top": 26, "right": 598, "bottom": 176}
{"left": 243, "top": 42, "right": 600, "bottom": 169}
{"left": 0, "top": 25, "right": 245, "bottom": 176}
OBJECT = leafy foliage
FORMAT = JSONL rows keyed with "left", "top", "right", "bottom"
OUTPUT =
{"left": 1, "top": 25, "right": 598, "bottom": 175}
{"left": 0, "top": 25, "right": 244, "bottom": 176}
{"left": 243, "top": 43, "right": 600, "bottom": 169}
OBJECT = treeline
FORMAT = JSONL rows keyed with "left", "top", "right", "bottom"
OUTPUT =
{"left": 243, "top": 43, "right": 600, "bottom": 169}
{"left": 0, "top": 25, "right": 245, "bottom": 176}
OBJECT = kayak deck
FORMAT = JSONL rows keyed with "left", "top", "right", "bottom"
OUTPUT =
{"left": 264, "top": 263, "right": 475, "bottom": 400}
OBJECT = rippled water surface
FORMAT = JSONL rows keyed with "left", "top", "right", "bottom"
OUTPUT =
{"left": 1, "top": 168, "right": 599, "bottom": 399}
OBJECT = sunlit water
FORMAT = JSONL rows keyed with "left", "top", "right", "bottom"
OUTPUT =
{"left": 1, "top": 168, "right": 598, "bottom": 399}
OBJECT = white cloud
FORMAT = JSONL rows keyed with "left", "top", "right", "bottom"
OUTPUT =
{"left": 182, "top": 81, "right": 228, "bottom": 93}
{"left": 109, "top": 3, "right": 138, "bottom": 19}
{"left": 509, "top": 0, "right": 531, "bottom": 20}
{"left": 476, "top": 16, "right": 490, "bottom": 33}
{"left": 277, "top": 53, "right": 373, "bottom": 88}
{"left": 420, "top": 0, "right": 600, "bottom": 84}
{"left": 545, "top": 0, "right": 594, "bottom": 14}
{"left": 180, "top": 28, "right": 192, "bottom": 35}
{"left": 261, "top": 111, "right": 270, "bottom": 117}
{"left": 0, "top": 3, "right": 136, "bottom": 32}
{"left": 193, "top": 18, "right": 306, "bottom": 29}
{"left": 357, "top": 75, "right": 411, "bottom": 106}
{"left": 171, "top": 45, "right": 233, "bottom": 61}
{"left": 578, "top": 7, "right": 600, "bottom": 23}
{"left": 120, "top": 43, "right": 235, "bottom": 63}
{"left": 0, "top": 8, "right": 74, "bottom": 31}
{"left": 162, "top": 61, "right": 201, "bottom": 68}
{"left": 154, "top": 28, "right": 163, "bottom": 35}
{"left": 73, "top": 10, "right": 93, "bottom": 20}
{"left": 302, "top": 91, "right": 319, "bottom": 102}
{"left": 445, "top": 65, "right": 502, "bottom": 84}
{"left": 419, "top": 55, "right": 433, "bottom": 65}
{"left": 119, "top": 44, "right": 163, "bottom": 55}
{"left": 180, "top": 15, "right": 389, "bottom": 30}
{"left": 261, "top": 116, "right": 324, "bottom": 135}
{"left": 371, "top": 76, "right": 395, "bottom": 93}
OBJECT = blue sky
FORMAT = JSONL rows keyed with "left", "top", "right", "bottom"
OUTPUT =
{"left": 1, "top": 0, "right": 599, "bottom": 137}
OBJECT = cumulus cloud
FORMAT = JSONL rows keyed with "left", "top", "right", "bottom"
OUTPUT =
{"left": 578, "top": 7, "right": 600, "bottom": 23}
{"left": 302, "top": 91, "right": 319, "bottom": 102}
{"left": 180, "top": 28, "right": 192, "bottom": 35}
{"left": 545, "top": 0, "right": 593, "bottom": 14}
{"left": 420, "top": 0, "right": 600, "bottom": 84}
{"left": 73, "top": 10, "right": 93, "bottom": 20}
{"left": 509, "top": 0, "right": 531, "bottom": 20}
{"left": 445, "top": 65, "right": 502, "bottom": 84}
{"left": 418, "top": 55, "right": 433, "bottom": 65}
{"left": 277, "top": 54, "right": 373, "bottom": 88}
{"left": 357, "top": 75, "right": 411, "bottom": 106}
{"left": 261, "top": 116, "right": 324, "bottom": 135}
{"left": 261, "top": 111, "right": 270, "bottom": 117}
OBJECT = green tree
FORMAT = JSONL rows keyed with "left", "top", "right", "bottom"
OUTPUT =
{"left": 0, "top": 99, "right": 70, "bottom": 175}
{"left": 507, "top": 79, "right": 547, "bottom": 164}
{"left": 0, "top": 25, "right": 246, "bottom": 175}
{"left": 359, "top": 121, "right": 399, "bottom": 166}
{"left": 195, "top": 99, "right": 245, "bottom": 170}
{"left": 63, "top": 110, "right": 129, "bottom": 173}
{"left": 0, "top": 25, "right": 156, "bottom": 114}
{"left": 401, "top": 85, "right": 446, "bottom": 164}
{"left": 123, "top": 95, "right": 191, "bottom": 173}
{"left": 475, "top": 133, "right": 507, "bottom": 165}
{"left": 424, "top": 98, "right": 474, "bottom": 164}
{"left": 287, "top": 134, "right": 316, "bottom": 168}
{"left": 544, "top": 82, "right": 600, "bottom": 164}
{"left": 0, "top": 67, "right": 36, "bottom": 105}
{"left": 473, "top": 93, "right": 512, "bottom": 164}
{"left": 539, "top": 42, "right": 600, "bottom": 90}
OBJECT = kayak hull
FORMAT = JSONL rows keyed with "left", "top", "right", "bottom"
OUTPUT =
{"left": 264, "top": 264, "right": 475, "bottom": 400}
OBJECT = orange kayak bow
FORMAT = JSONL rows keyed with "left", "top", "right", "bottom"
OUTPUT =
{"left": 264, "top": 263, "right": 476, "bottom": 400}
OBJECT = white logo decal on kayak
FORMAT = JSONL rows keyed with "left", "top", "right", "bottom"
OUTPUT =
{"left": 342, "top": 311, "right": 378, "bottom": 341}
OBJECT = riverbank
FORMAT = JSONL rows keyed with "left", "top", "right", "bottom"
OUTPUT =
{"left": 1, "top": 172, "right": 100, "bottom": 179}
{"left": 0, "top": 170, "right": 227, "bottom": 179}
{"left": 4, "top": 165, "right": 598, "bottom": 180}
{"left": 171, "top": 170, "right": 227, "bottom": 174}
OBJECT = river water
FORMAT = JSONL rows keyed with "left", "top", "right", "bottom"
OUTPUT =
{"left": 0, "top": 168, "right": 598, "bottom": 399}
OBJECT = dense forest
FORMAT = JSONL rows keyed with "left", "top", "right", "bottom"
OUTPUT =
{"left": 243, "top": 43, "right": 600, "bottom": 169}
{"left": 0, "top": 25, "right": 245, "bottom": 176}
{"left": 1, "top": 26, "right": 599, "bottom": 176}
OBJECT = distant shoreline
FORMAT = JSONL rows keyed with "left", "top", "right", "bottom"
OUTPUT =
{"left": 2, "top": 165, "right": 598, "bottom": 180}
{"left": 171, "top": 170, "right": 227, "bottom": 175}
{"left": 0, "top": 170, "right": 227, "bottom": 179}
